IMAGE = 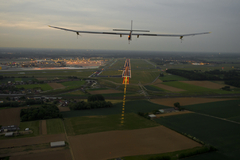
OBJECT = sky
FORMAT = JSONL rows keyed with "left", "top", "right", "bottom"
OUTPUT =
{"left": 0, "top": 0, "right": 240, "bottom": 53}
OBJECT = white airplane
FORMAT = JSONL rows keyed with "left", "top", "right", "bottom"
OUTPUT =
{"left": 49, "top": 20, "right": 210, "bottom": 43}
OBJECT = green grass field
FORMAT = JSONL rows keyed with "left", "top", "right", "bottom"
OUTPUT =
{"left": 19, "top": 120, "right": 40, "bottom": 137}
{"left": 64, "top": 113, "right": 159, "bottom": 136}
{"left": 131, "top": 70, "right": 160, "bottom": 84}
{"left": 61, "top": 80, "right": 85, "bottom": 87}
{"left": 162, "top": 81, "right": 213, "bottom": 92}
{"left": 16, "top": 84, "right": 52, "bottom": 91}
{"left": 184, "top": 99, "right": 240, "bottom": 122}
{"left": 130, "top": 59, "right": 155, "bottom": 70}
{"left": 46, "top": 119, "right": 65, "bottom": 134}
{"left": 62, "top": 100, "right": 170, "bottom": 118}
{"left": 159, "top": 74, "right": 189, "bottom": 81}
{"left": 155, "top": 113, "right": 240, "bottom": 160}
{"left": 161, "top": 81, "right": 240, "bottom": 95}
{"left": 144, "top": 85, "right": 164, "bottom": 91}
{"left": 100, "top": 70, "right": 122, "bottom": 76}
{"left": 108, "top": 59, "right": 125, "bottom": 69}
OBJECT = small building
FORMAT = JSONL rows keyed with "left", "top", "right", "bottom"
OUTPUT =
{"left": 159, "top": 108, "right": 179, "bottom": 113}
{"left": 148, "top": 114, "right": 157, "bottom": 118}
{"left": 5, "top": 132, "right": 14, "bottom": 137}
{"left": 1, "top": 125, "right": 20, "bottom": 132}
{"left": 50, "top": 141, "right": 65, "bottom": 148}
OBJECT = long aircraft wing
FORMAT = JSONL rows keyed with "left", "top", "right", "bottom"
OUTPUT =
{"left": 49, "top": 25, "right": 130, "bottom": 35}
{"left": 48, "top": 25, "right": 210, "bottom": 38}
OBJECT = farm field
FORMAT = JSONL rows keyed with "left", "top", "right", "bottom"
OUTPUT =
{"left": 0, "top": 134, "right": 66, "bottom": 148}
{"left": 61, "top": 100, "right": 170, "bottom": 118}
{"left": 150, "top": 97, "right": 236, "bottom": 107}
{"left": 69, "top": 126, "right": 201, "bottom": 160}
{"left": 0, "top": 107, "right": 23, "bottom": 126}
{"left": 144, "top": 85, "right": 164, "bottom": 91}
{"left": 159, "top": 74, "right": 189, "bottom": 81}
{"left": 46, "top": 119, "right": 65, "bottom": 135}
{"left": 16, "top": 83, "right": 52, "bottom": 91}
{"left": 58, "top": 106, "right": 70, "bottom": 112}
{"left": 64, "top": 113, "right": 159, "bottom": 136}
{"left": 161, "top": 81, "right": 240, "bottom": 94}
{"left": 10, "top": 149, "right": 72, "bottom": 160}
{"left": 60, "top": 80, "right": 85, "bottom": 87}
{"left": 153, "top": 83, "right": 185, "bottom": 92}
{"left": 19, "top": 120, "right": 40, "bottom": 137}
{"left": 155, "top": 113, "right": 240, "bottom": 160}
{"left": 87, "top": 89, "right": 122, "bottom": 94}
{"left": 184, "top": 99, "right": 240, "bottom": 121}
{"left": 48, "top": 83, "right": 65, "bottom": 89}
{"left": 181, "top": 81, "right": 231, "bottom": 89}
{"left": 41, "top": 120, "right": 47, "bottom": 135}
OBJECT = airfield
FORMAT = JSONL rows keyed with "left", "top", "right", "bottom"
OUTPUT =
{"left": 1, "top": 57, "right": 240, "bottom": 160}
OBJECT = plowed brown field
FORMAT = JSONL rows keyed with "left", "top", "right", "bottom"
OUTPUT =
{"left": 153, "top": 83, "right": 185, "bottom": 92}
{"left": 0, "top": 106, "right": 40, "bottom": 126}
{"left": 0, "top": 134, "right": 66, "bottom": 148}
{"left": 151, "top": 97, "right": 235, "bottom": 107}
{"left": 41, "top": 120, "right": 47, "bottom": 135}
{"left": 155, "top": 111, "right": 193, "bottom": 118}
{"left": 69, "top": 126, "right": 201, "bottom": 160}
{"left": 48, "top": 83, "right": 65, "bottom": 89}
{"left": 88, "top": 89, "right": 122, "bottom": 94}
{"left": 0, "top": 108, "right": 23, "bottom": 126}
{"left": 58, "top": 106, "right": 70, "bottom": 112}
{"left": 153, "top": 79, "right": 163, "bottom": 84}
{"left": 10, "top": 149, "right": 72, "bottom": 160}
{"left": 181, "top": 81, "right": 230, "bottom": 89}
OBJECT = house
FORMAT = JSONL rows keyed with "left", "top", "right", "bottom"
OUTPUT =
{"left": 148, "top": 114, "right": 156, "bottom": 118}
{"left": 159, "top": 108, "right": 179, "bottom": 113}
{"left": 1, "top": 125, "right": 20, "bottom": 132}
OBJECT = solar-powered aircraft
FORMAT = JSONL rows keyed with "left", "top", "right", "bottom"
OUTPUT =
{"left": 49, "top": 20, "right": 210, "bottom": 43}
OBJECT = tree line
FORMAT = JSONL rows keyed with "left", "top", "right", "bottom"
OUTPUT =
{"left": 0, "top": 99, "right": 43, "bottom": 108}
{"left": 166, "top": 69, "right": 240, "bottom": 87}
{"left": 69, "top": 94, "right": 113, "bottom": 110}
{"left": 20, "top": 104, "right": 62, "bottom": 121}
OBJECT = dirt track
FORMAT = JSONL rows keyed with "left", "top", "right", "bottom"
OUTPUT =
{"left": 153, "top": 83, "right": 185, "bottom": 92}
{"left": 181, "top": 81, "right": 229, "bottom": 89}
{"left": 155, "top": 111, "right": 193, "bottom": 118}
{"left": 88, "top": 89, "right": 122, "bottom": 94}
{"left": 69, "top": 126, "right": 201, "bottom": 160}
{"left": 48, "top": 83, "right": 65, "bottom": 89}
{"left": 0, "top": 134, "right": 66, "bottom": 149}
{"left": 41, "top": 120, "right": 47, "bottom": 135}
{"left": 151, "top": 97, "right": 235, "bottom": 107}
{"left": 58, "top": 106, "right": 70, "bottom": 112}
{"left": 10, "top": 149, "right": 72, "bottom": 160}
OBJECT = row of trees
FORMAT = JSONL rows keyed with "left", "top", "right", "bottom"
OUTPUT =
{"left": 20, "top": 104, "right": 62, "bottom": 121}
{"left": 166, "top": 69, "right": 240, "bottom": 87}
{"left": 0, "top": 99, "right": 43, "bottom": 108}
{"left": 69, "top": 101, "right": 113, "bottom": 110}
{"left": 166, "top": 69, "right": 219, "bottom": 80}
{"left": 69, "top": 94, "right": 113, "bottom": 110}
